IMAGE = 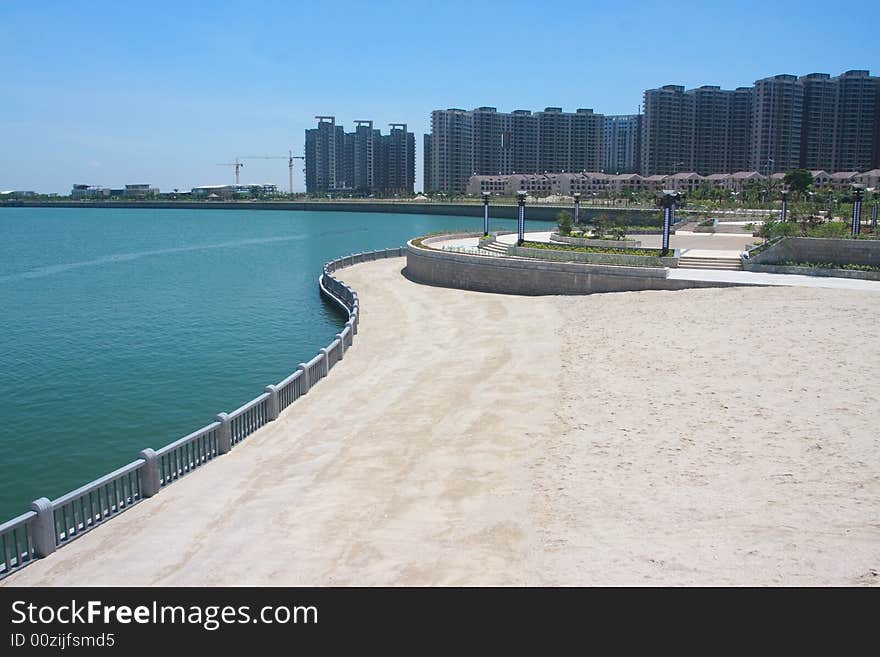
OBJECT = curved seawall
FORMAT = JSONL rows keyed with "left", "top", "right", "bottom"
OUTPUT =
{"left": 405, "top": 236, "right": 740, "bottom": 296}
{"left": 0, "top": 247, "right": 404, "bottom": 581}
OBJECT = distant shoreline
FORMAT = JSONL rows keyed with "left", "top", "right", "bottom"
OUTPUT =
{"left": 4, "top": 200, "right": 661, "bottom": 222}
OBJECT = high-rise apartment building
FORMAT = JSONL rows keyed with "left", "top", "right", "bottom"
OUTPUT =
{"left": 427, "top": 108, "right": 473, "bottom": 194}
{"left": 602, "top": 114, "right": 640, "bottom": 174}
{"left": 640, "top": 85, "right": 694, "bottom": 175}
{"left": 424, "top": 106, "right": 603, "bottom": 192}
{"left": 305, "top": 117, "right": 415, "bottom": 195}
{"left": 427, "top": 68, "right": 878, "bottom": 188}
{"left": 799, "top": 73, "right": 837, "bottom": 170}
{"left": 382, "top": 124, "right": 415, "bottom": 195}
{"left": 832, "top": 70, "right": 880, "bottom": 172}
{"left": 423, "top": 134, "right": 432, "bottom": 194}
{"left": 751, "top": 74, "right": 804, "bottom": 174}
{"left": 568, "top": 108, "right": 604, "bottom": 173}
{"left": 305, "top": 116, "right": 345, "bottom": 193}
{"left": 689, "top": 86, "right": 732, "bottom": 175}
{"left": 728, "top": 87, "right": 754, "bottom": 173}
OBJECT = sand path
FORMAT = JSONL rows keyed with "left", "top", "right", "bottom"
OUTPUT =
{"left": 5, "top": 258, "right": 879, "bottom": 585}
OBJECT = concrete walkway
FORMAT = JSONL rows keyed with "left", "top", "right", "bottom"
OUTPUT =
{"left": 5, "top": 259, "right": 878, "bottom": 586}
{"left": 670, "top": 268, "right": 880, "bottom": 291}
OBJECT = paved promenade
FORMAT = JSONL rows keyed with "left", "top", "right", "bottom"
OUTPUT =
{"left": 5, "top": 258, "right": 879, "bottom": 585}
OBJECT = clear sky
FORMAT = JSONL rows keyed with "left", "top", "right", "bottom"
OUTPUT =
{"left": 1, "top": 0, "right": 876, "bottom": 194}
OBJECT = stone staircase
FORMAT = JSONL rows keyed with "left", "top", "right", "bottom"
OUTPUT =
{"left": 478, "top": 240, "right": 512, "bottom": 256}
{"left": 677, "top": 255, "right": 743, "bottom": 271}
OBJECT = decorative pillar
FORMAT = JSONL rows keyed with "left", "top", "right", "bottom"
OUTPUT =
{"left": 573, "top": 193, "right": 581, "bottom": 226}
{"left": 517, "top": 190, "right": 526, "bottom": 245}
{"left": 482, "top": 192, "right": 490, "bottom": 236}
{"left": 781, "top": 190, "right": 788, "bottom": 222}
{"left": 851, "top": 185, "right": 863, "bottom": 236}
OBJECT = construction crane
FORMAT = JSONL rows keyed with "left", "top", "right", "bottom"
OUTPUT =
{"left": 216, "top": 157, "right": 244, "bottom": 185}
{"left": 241, "top": 151, "right": 304, "bottom": 194}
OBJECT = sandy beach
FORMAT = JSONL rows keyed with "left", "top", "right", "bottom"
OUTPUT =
{"left": 5, "top": 257, "right": 879, "bottom": 586}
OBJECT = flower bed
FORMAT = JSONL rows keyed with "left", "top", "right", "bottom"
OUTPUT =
{"left": 514, "top": 241, "right": 678, "bottom": 267}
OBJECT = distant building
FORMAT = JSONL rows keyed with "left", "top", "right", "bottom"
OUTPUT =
{"left": 602, "top": 114, "right": 640, "bottom": 174}
{"left": 466, "top": 166, "right": 880, "bottom": 197}
{"left": 640, "top": 85, "right": 694, "bottom": 175}
{"left": 424, "top": 106, "right": 604, "bottom": 194}
{"left": 305, "top": 116, "right": 345, "bottom": 193}
{"left": 751, "top": 74, "right": 804, "bottom": 174}
{"left": 124, "top": 184, "right": 159, "bottom": 198}
{"left": 305, "top": 116, "right": 415, "bottom": 195}
{"left": 427, "top": 108, "right": 473, "bottom": 194}
{"left": 832, "top": 70, "right": 880, "bottom": 172}
{"left": 70, "top": 184, "right": 110, "bottom": 199}
{"left": 799, "top": 73, "right": 837, "bottom": 171}
{"left": 0, "top": 190, "right": 36, "bottom": 198}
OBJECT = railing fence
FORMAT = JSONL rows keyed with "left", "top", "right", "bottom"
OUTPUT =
{"left": 0, "top": 246, "right": 404, "bottom": 580}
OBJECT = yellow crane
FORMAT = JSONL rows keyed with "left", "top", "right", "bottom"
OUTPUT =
{"left": 241, "top": 151, "right": 304, "bottom": 194}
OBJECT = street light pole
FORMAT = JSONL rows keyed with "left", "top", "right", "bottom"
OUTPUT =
{"left": 781, "top": 189, "right": 788, "bottom": 222}
{"left": 573, "top": 193, "right": 581, "bottom": 226}
{"left": 482, "top": 192, "right": 490, "bottom": 237}
{"left": 660, "top": 190, "right": 678, "bottom": 256}
{"left": 517, "top": 190, "right": 527, "bottom": 245}
{"left": 851, "top": 185, "right": 864, "bottom": 236}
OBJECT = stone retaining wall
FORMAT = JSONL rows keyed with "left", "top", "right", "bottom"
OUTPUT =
{"left": 747, "top": 237, "right": 880, "bottom": 267}
{"left": 406, "top": 240, "right": 736, "bottom": 296}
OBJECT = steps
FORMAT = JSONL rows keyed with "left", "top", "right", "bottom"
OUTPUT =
{"left": 478, "top": 241, "right": 511, "bottom": 256}
{"left": 677, "top": 255, "right": 743, "bottom": 271}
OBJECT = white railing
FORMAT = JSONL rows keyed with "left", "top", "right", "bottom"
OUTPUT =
{"left": 276, "top": 370, "right": 304, "bottom": 411}
{"left": 229, "top": 393, "right": 270, "bottom": 445}
{"left": 52, "top": 459, "right": 145, "bottom": 545}
{"left": 0, "top": 247, "right": 404, "bottom": 579}
{"left": 156, "top": 422, "right": 220, "bottom": 486}
{"left": 0, "top": 511, "right": 36, "bottom": 578}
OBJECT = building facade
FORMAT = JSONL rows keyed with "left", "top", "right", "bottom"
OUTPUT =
{"left": 424, "top": 106, "right": 604, "bottom": 193}
{"left": 640, "top": 85, "right": 694, "bottom": 176}
{"left": 305, "top": 116, "right": 415, "bottom": 195}
{"left": 832, "top": 70, "right": 880, "bottom": 172}
{"left": 602, "top": 114, "right": 640, "bottom": 174}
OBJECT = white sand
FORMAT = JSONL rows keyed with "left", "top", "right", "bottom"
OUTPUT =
{"left": 4, "top": 259, "right": 879, "bottom": 586}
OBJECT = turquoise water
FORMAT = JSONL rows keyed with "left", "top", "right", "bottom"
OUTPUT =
{"left": 0, "top": 207, "right": 550, "bottom": 521}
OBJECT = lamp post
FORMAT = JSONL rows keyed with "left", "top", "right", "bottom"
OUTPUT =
{"left": 660, "top": 190, "right": 678, "bottom": 256}
{"left": 517, "top": 190, "right": 527, "bottom": 245}
{"left": 573, "top": 192, "right": 581, "bottom": 226}
{"left": 851, "top": 185, "right": 864, "bottom": 236}
{"left": 868, "top": 188, "right": 878, "bottom": 228}
{"left": 482, "top": 192, "right": 490, "bottom": 237}
{"left": 781, "top": 189, "right": 788, "bottom": 222}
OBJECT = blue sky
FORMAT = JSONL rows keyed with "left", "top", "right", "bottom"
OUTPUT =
{"left": 1, "top": 0, "right": 876, "bottom": 194}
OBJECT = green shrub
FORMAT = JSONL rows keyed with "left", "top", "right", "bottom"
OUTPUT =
{"left": 520, "top": 241, "right": 666, "bottom": 257}
{"left": 779, "top": 260, "right": 880, "bottom": 273}
{"left": 610, "top": 226, "right": 627, "bottom": 241}
{"left": 808, "top": 222, "right": 849, "bottom": 238}
{"left": 591, "top": 215, "right": 610, "bottom": 238}
{"left": 557, "top": 210, "right": 574, "bottom": 236}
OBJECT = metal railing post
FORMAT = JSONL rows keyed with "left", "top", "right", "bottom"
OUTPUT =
{"left": 215, "top": 412, "right": 232, "bottom": 454}
{"left": 264, "top": 384, "right": 279, "bottom": 421}
{"left": 297, "top": 363, "right": 310, "bottom": 394}
{"left": 29, "top": 497, "right": 56, "bottom": 558}
{"left": 138, "top": 448, "right": 161, "bottom": 497}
